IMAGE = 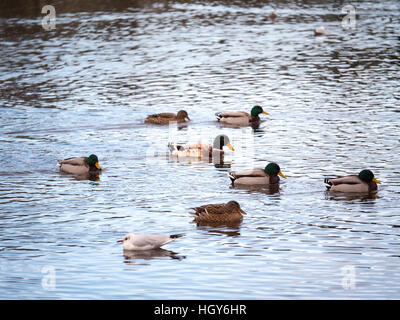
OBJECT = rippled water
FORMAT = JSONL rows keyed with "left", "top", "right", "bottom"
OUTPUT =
{"left": 0, "top": 0, "right": 399, "bottom": 299}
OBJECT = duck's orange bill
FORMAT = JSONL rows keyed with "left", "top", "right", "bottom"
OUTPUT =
{"left": 227, "top": 142, "right": 235, "bottom": 151}
{"left": 278, "top": 170, "right": 286, "bottom": 178}
{"left": 372, "top": 177, "right": 381, "bottom": 184}
{"left": 95, "top": 162, "right": 102, "bottom": 170}
{"left": 240, "top": 209, "right": 247, "bottom": 215}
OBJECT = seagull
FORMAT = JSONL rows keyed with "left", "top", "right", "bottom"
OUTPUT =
{"left": 117, "top": 233, "right": 184, "bottom": 251}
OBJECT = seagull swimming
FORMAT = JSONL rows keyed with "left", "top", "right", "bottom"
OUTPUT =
{"left": 117, "top": 233, "right": 184, "bottom": 251}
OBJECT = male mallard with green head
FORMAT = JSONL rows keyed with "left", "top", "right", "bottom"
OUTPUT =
{"left": 189, "top": 200, "right": 247, "bottom": 223}
{"left": 228, "top": 162, "right": 286, "bottom": 186}
{"left": 324, "top": 169, "right": 381, "bottom": 193}
{"left": 144, "top": 110, "right": 190, "bottom": 125}
{"left": 215, "top": 105, "right": 269, "bottom": 126}
{"left": 58, "top": 154, "right": 102, "bottom": 175}
{"left": 168, "top": 134, "right": 234, "bottom": 158}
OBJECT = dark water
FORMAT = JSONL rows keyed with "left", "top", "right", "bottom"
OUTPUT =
{"left": 0, "top": 0, "right": 399, "bottom": 299}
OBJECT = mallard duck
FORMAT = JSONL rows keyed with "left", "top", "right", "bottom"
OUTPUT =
{"left": 314, "top": 26, "right": 326, "bottom": 36}
{"left": 228, "top": 162, "right": 286, "bottom": 186}
{"left": 57, "top": 154, "right": 101, "bottom": 175}
{"left": 168, "top": 134, "right": 234, "bottom": 158}
{"left": 324, "top": 169, "right": 381, "bottom": 193}
{"left": 144, "top": 110, "right": 190, "bottom": 125}
{"left": 189, "top": 201, "right": 247, "bottom": 223}
{"left": 215, "top": 105, "right": 269, "bottom": 126}
{"left": 269, "top": 9, "right": 278, "bottom": 20}
{"left": 117, "top": 233, "right": 184, "bottom": 251}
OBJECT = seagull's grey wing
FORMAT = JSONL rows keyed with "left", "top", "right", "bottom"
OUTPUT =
{"left": 132, "top": 234, "right": 171, "bottom": 248}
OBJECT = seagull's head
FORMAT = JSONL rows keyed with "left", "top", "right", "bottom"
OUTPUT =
{"left": 117, "top": 233, "right": 134, "bottom": 244}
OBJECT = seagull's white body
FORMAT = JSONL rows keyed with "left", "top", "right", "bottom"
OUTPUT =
{"left": 117, "top": 233, "right": 183, "bottom": 251}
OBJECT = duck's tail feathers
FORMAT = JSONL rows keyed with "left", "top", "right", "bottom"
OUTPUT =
{"left": 170, "top": 234, "right": 184, "bottom": 239}
{"left": 228, "top": 172, "right": 236, "bottom": 183}
{"left": 168, "top": 142, "right": 177, "bottom": 153}
{"left": 324, "top": 178, "right": 332, "bottom": 190}
{"left": 215, "top": 112, "right": 222, "bottom": 121}
{"left": 168, "top": 142, "right": 185, "bottom": 153}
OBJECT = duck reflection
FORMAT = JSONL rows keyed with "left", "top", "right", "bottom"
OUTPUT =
{"left": 122, "top": 248, "right": 186, "bottom": 265}
{"left": 75, "top": 172, "right": 101, "bottom": 181}
{"left": 230, "top": 183, "right": 280, "bottom": 195}
{"left": 59, "top": 171, "right": 101, "bottom": 181}
{"left": 168, "top": 155, "right": 231, "bottom": 169}
{"left": 194, "top": 221, "right": 242, "bottom": 237}
{"left": 324, "top": 191, "right": 378, "bottom": 202}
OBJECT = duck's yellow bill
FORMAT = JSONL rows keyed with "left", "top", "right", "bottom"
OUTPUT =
{"left": 95, "top": 162, "right": 102, "bottom": 170}
{"left": 262, "top": 111, "right": 269, "bottom": 115}
{"left": 278, "top": 170, "right": 286, "bottom": 178}
{"left": 372, "top": 177, "right": 381, "bottom": 184}
{"left": 227, "top": 142, "right": 235, "bottom": 151}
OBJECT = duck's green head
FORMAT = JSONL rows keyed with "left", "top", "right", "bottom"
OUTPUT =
{"left": 264, "top": 162, "right": 286, "bottom": 178}
{"left": 213, "top": 134, "right": 234, "bottom": 151}
{"left": 358, "top": 169, "right": 380, "bottom": 184}
{"left": 251, "top": 105, "right": 269, "bottom": 117}
{"left": 86, "top": 154, "right": 101, "bottom": 170}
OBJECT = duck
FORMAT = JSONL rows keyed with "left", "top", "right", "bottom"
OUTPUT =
{"left": 269, "top": 9, "right": 278, "bottom": 20}
{"left": 168, "top": 134, "right": 234, "bottom": 159}
{"left": 215, "top": 105, "right": 269, "bottom": 126}
{"left": 144, "top": 110, "right": 190, "bottom": 125}
{"left": 189, "top": 200, "right": 247, "bottom": 223}
{"left": 324, "top": 169, "right": 381, "bottom": 193}
{"left": 117, "top": 233, "right": 184, "bottom": 251}
{"left": 314, "top": 26, "right": 326, "bottom": 36}
{"left": 228, "top": 162, "right": 286, "bottom": 186}
{"left": 57, "top": 154, "right": 101, "bottom": 175}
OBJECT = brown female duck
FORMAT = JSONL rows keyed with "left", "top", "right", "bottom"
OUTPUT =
{"left": 144, "top": 110, "right": 190, "bottom": 125}
{"left": 189, "top": 200, "right": 246, "bottom": 223}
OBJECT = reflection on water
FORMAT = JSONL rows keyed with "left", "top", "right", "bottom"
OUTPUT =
{"left": 123, "top": 248, "right": 186, "bottom": 264}
{"left": 193, "top": 220, "right": 242, "bottom": 232}
{"left": 231, "top": 183, "right": 281, "bottom": 195}
{"left": 0, "top": 0, "right": 399, "bottom": 299}
{"left": 324, "top": 191, "right": 378, "bottom": 202}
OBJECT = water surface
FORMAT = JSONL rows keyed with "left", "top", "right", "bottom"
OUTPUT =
{"left": 0, "top": 0, "right": 399, "bottom": 299}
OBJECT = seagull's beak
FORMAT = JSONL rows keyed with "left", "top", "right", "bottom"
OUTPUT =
{"left": 372, "top": 177, "right": 381, "bottom": 184}
{"left": 95, "top": 162, "right": 102, "bottom": 170}
{"left": 262, "top": 110, "right": 269, "bottom": 115}
{"left": 226, "top": 142, "right": 235, "bottom": 151}
{"left": 278, "top": 170, "right": 286, "bottom": 178}
{"left": 117, "top": 239, "right": 123, "bottom": 244}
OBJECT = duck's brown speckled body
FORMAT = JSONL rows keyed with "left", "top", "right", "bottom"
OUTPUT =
{"left": 144, "top": 110, "right": 190, "bottom": 125}
{"left": 189, "top": 201, "right": 246, "bottom": 223}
